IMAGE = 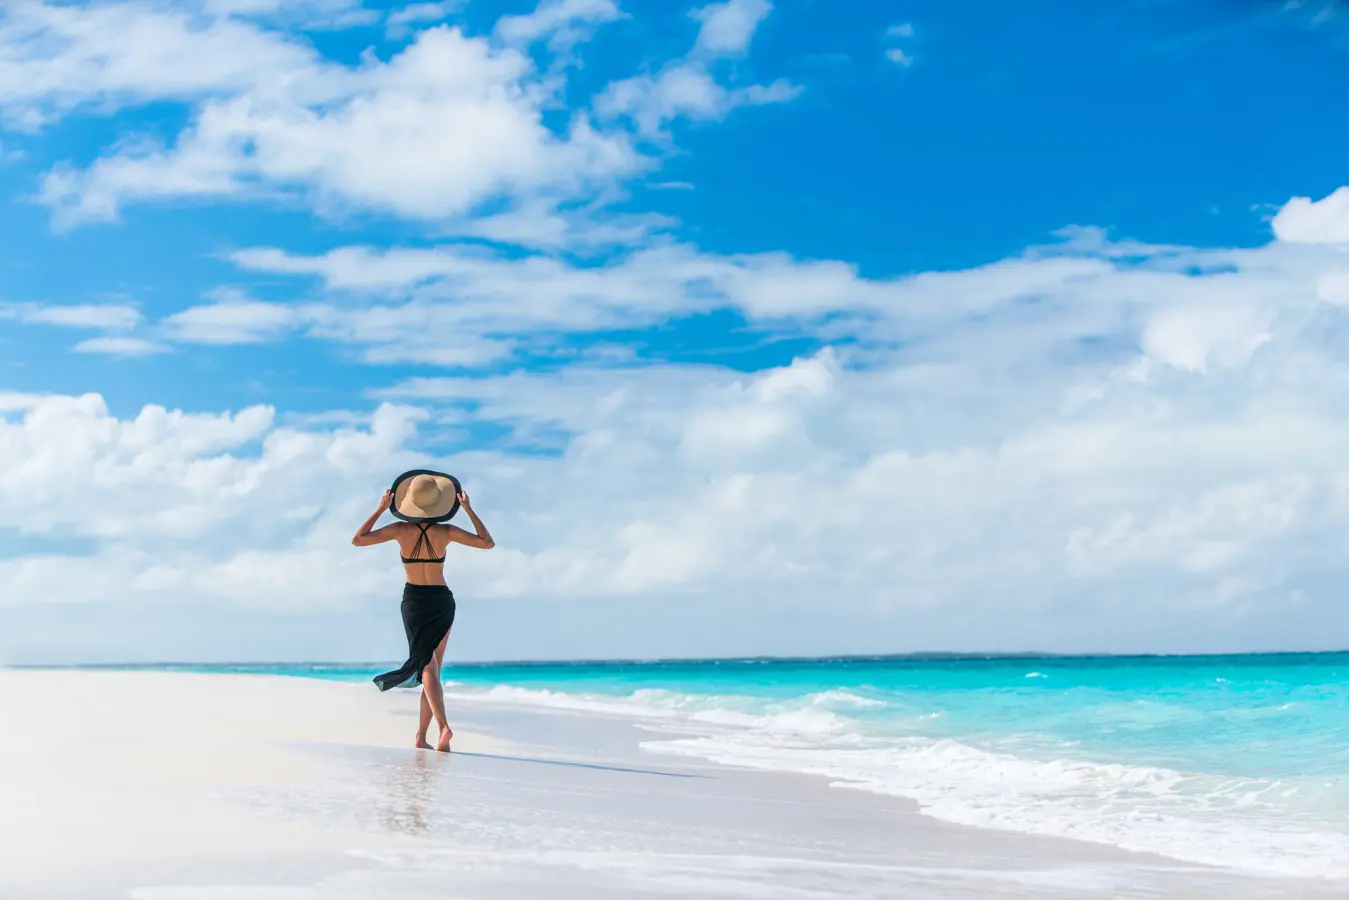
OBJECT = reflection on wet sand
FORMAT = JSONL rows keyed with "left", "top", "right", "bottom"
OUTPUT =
{"left": 375, "top": 751, "right": 437, "bottom": 836}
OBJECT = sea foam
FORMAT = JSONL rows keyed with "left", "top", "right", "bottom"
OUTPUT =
{"left": 445, "top": 681, "right": 1349, "bottom": 879}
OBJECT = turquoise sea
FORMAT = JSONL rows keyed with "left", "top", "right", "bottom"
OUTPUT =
{"left": 119, "top": 653, "right": 1349, "bottom": 878}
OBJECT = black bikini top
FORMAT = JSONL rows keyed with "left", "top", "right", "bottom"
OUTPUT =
{"left": 401, "top": 523, "right": 446, "bottom": 564}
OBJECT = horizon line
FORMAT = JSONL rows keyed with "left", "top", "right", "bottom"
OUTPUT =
{"left": 13, "top": 647, "right": 1349, "bottom": 670}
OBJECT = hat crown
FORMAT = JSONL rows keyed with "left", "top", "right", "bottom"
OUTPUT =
{"left": 410, "top": 474, "right": 441, "bottom": 507}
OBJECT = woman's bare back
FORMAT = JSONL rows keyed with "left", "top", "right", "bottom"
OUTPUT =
{"left": 395, "top": 523, "right": 452, "bottom": 586}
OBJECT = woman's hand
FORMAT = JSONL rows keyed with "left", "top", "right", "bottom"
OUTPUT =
{"left": 377, "top": 489, "right": 393, "bottom": 512}
{"left": 457, "top": 490, "right": 472, "bottom": 509}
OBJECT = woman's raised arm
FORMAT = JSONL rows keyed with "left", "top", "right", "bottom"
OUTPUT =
{"left": 352, "top": 490, "right": 402, "bottom": 547}
{"left": 448, "top": 491, "right": 495, "bottom": 549}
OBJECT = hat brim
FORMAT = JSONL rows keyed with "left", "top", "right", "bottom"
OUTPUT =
{"left": 389, "top": 470, "right": 461, "bottom": 523}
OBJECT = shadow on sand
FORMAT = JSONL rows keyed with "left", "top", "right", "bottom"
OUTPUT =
{"left": 446, "top": 750, "right": 711, "bottom": 779}
{"left": 294, "top": 740, "right": 711, "bottom": 780}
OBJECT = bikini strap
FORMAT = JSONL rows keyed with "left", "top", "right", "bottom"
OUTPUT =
{"left": 412, "top": 523, "right": 432, "bottom": 560}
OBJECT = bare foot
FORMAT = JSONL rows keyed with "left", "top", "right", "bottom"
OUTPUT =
{"left": 436, "top": 725, "right": 453, "bottom": 752}
{"left": 415, "top": 736, "right": 433, "bottom": 750}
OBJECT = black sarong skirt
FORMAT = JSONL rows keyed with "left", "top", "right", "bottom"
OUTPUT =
{"left": 373, "top": 584, "right": 456, "bottom": 692}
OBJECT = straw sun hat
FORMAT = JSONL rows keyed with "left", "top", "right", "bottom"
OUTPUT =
{"left": 389, "top": 470, "right": 462, "bottom": 523}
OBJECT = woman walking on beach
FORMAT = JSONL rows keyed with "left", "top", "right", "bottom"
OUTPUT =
{"left": 351, "top": 471, "right": 495, "bottom": 751}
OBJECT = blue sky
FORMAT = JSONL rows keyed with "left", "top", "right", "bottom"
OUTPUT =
{"left": 5, "top": 0, "right": 1346, "bottom": 417}
{"left": 2, "top": 0, "right": 1349, "bottom": 663}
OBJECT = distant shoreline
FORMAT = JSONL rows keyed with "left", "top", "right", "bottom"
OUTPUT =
{"left": 15, "top": 647, "right": 1349, "bottom": 670}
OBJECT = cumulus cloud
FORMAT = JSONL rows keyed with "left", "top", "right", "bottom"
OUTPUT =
{"left": 1272, "top": 186, "right": 1349, "bottom": 244}
{"left": 3, "top": 233, "right": 1349, "bottom": 662}
{"left": 0, "top": 395, "right": 418, "bottom": 611}
{"left": 6, "top": 0, "right": 800, "bottom": 240}
{"left": 38, "top": 22, "right": 639, "bottom": 229}
{"left": 10, "top": 272, "right": 1349, "bottom": 663}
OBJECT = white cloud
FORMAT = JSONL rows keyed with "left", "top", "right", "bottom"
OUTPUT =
{"left": 10, "top": 200, "right": 1349, "bottom": 659}
{"left": 0, "top": 302, "right": 159, "bottom": 355}
{"left": 595, "top": 0, "right": 796, "bottom": 139}
{"left": 494, "top": 0, "right": 622, "bottom": 51}
{"left": 1139, "top": 302, "right": 1274, "bottom": 373}
{"left": 0, "top": 2, "right": 328, "bottom": 130}
{"left": 454, "top": 203, "right": 678, "bottom": 250}
{"left": 305, "top": 302, "right": 518, "bottom": 367}
{"left": 597, "top": 64, "right": 800, "bottom": 136}
{"left": 884, "top": 20, "right": 916, "bottom": 66}
{"left": 39, "top": 23, "right": 641, "bottom": 229}
{"left": 72, "top": 336, "right": 167, "bottom": 357}
{"left": 1319, "top": 271, "right": 1349, "bottom": 304}
{"left": 231, "top": 245, "right": 472, "bottom": 290}
{"left": 217, "top": 229, "right": 1349, "bottom": 426}
{"left": 1272, "top": 186, "right": 1349, "bottom": 244}
{"left": 2, "top": 302, "right": 141, "bottom": 331}
{"left": 387, "top": 1, "right": 459, "bottom": 25}
{"left": 225, "top": 238, "right": 1113, "bottom": 357}
{"left": 200, "top": 0, "right": 378, "bottom": 29}
{"left": 886, "top": 48, "right": 913, "bottom": 67}
{"left": 690, "top": 0, "right": 772, "bottom": 56}
{"left": 11, "top": 260, "right": 1349, "bottom": 661}
{"left": 385, "top": 1, "right": 460, "bottom": 38}
{"left": 0, "top": 396, "right": 423, "bottom": 612}
{"left": 160, "top": 292, "right": 302, "bottom": 345}
{"left": 140, "top": 280, "right": 519, "bottom": 363}
{"left": 10, "top": 0, "right": 796, "bottom": 243}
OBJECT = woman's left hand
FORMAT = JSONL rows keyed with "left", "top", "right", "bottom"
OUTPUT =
{"left": 377, "top": 489, "right": 393, "bottom": 512}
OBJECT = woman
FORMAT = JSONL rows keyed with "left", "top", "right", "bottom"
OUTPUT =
{"left": 351, "top": 471, "right": 495, "bottom": 752}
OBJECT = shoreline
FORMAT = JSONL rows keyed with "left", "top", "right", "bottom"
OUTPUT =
{"left": 2, "top": 669, "right": 1343, "bottom": 899}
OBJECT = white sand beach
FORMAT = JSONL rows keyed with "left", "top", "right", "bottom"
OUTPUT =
{"left": 1, "top": 669, "right": 1341, "bottom": 899}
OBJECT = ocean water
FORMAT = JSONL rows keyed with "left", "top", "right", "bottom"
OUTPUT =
{"left": 149, "top": 654, "right": 1349, "bottom": 879}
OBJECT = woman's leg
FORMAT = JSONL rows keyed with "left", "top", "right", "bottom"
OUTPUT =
{"left": 415, "top": 691, "right": 433, "bottom": 749}
{"left": 422, "top": 628, "right": 453, "bottom": 751}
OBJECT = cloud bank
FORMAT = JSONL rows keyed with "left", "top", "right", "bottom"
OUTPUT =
{"left": 1, "top": 0, "right": 1348, "bottom": 663}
